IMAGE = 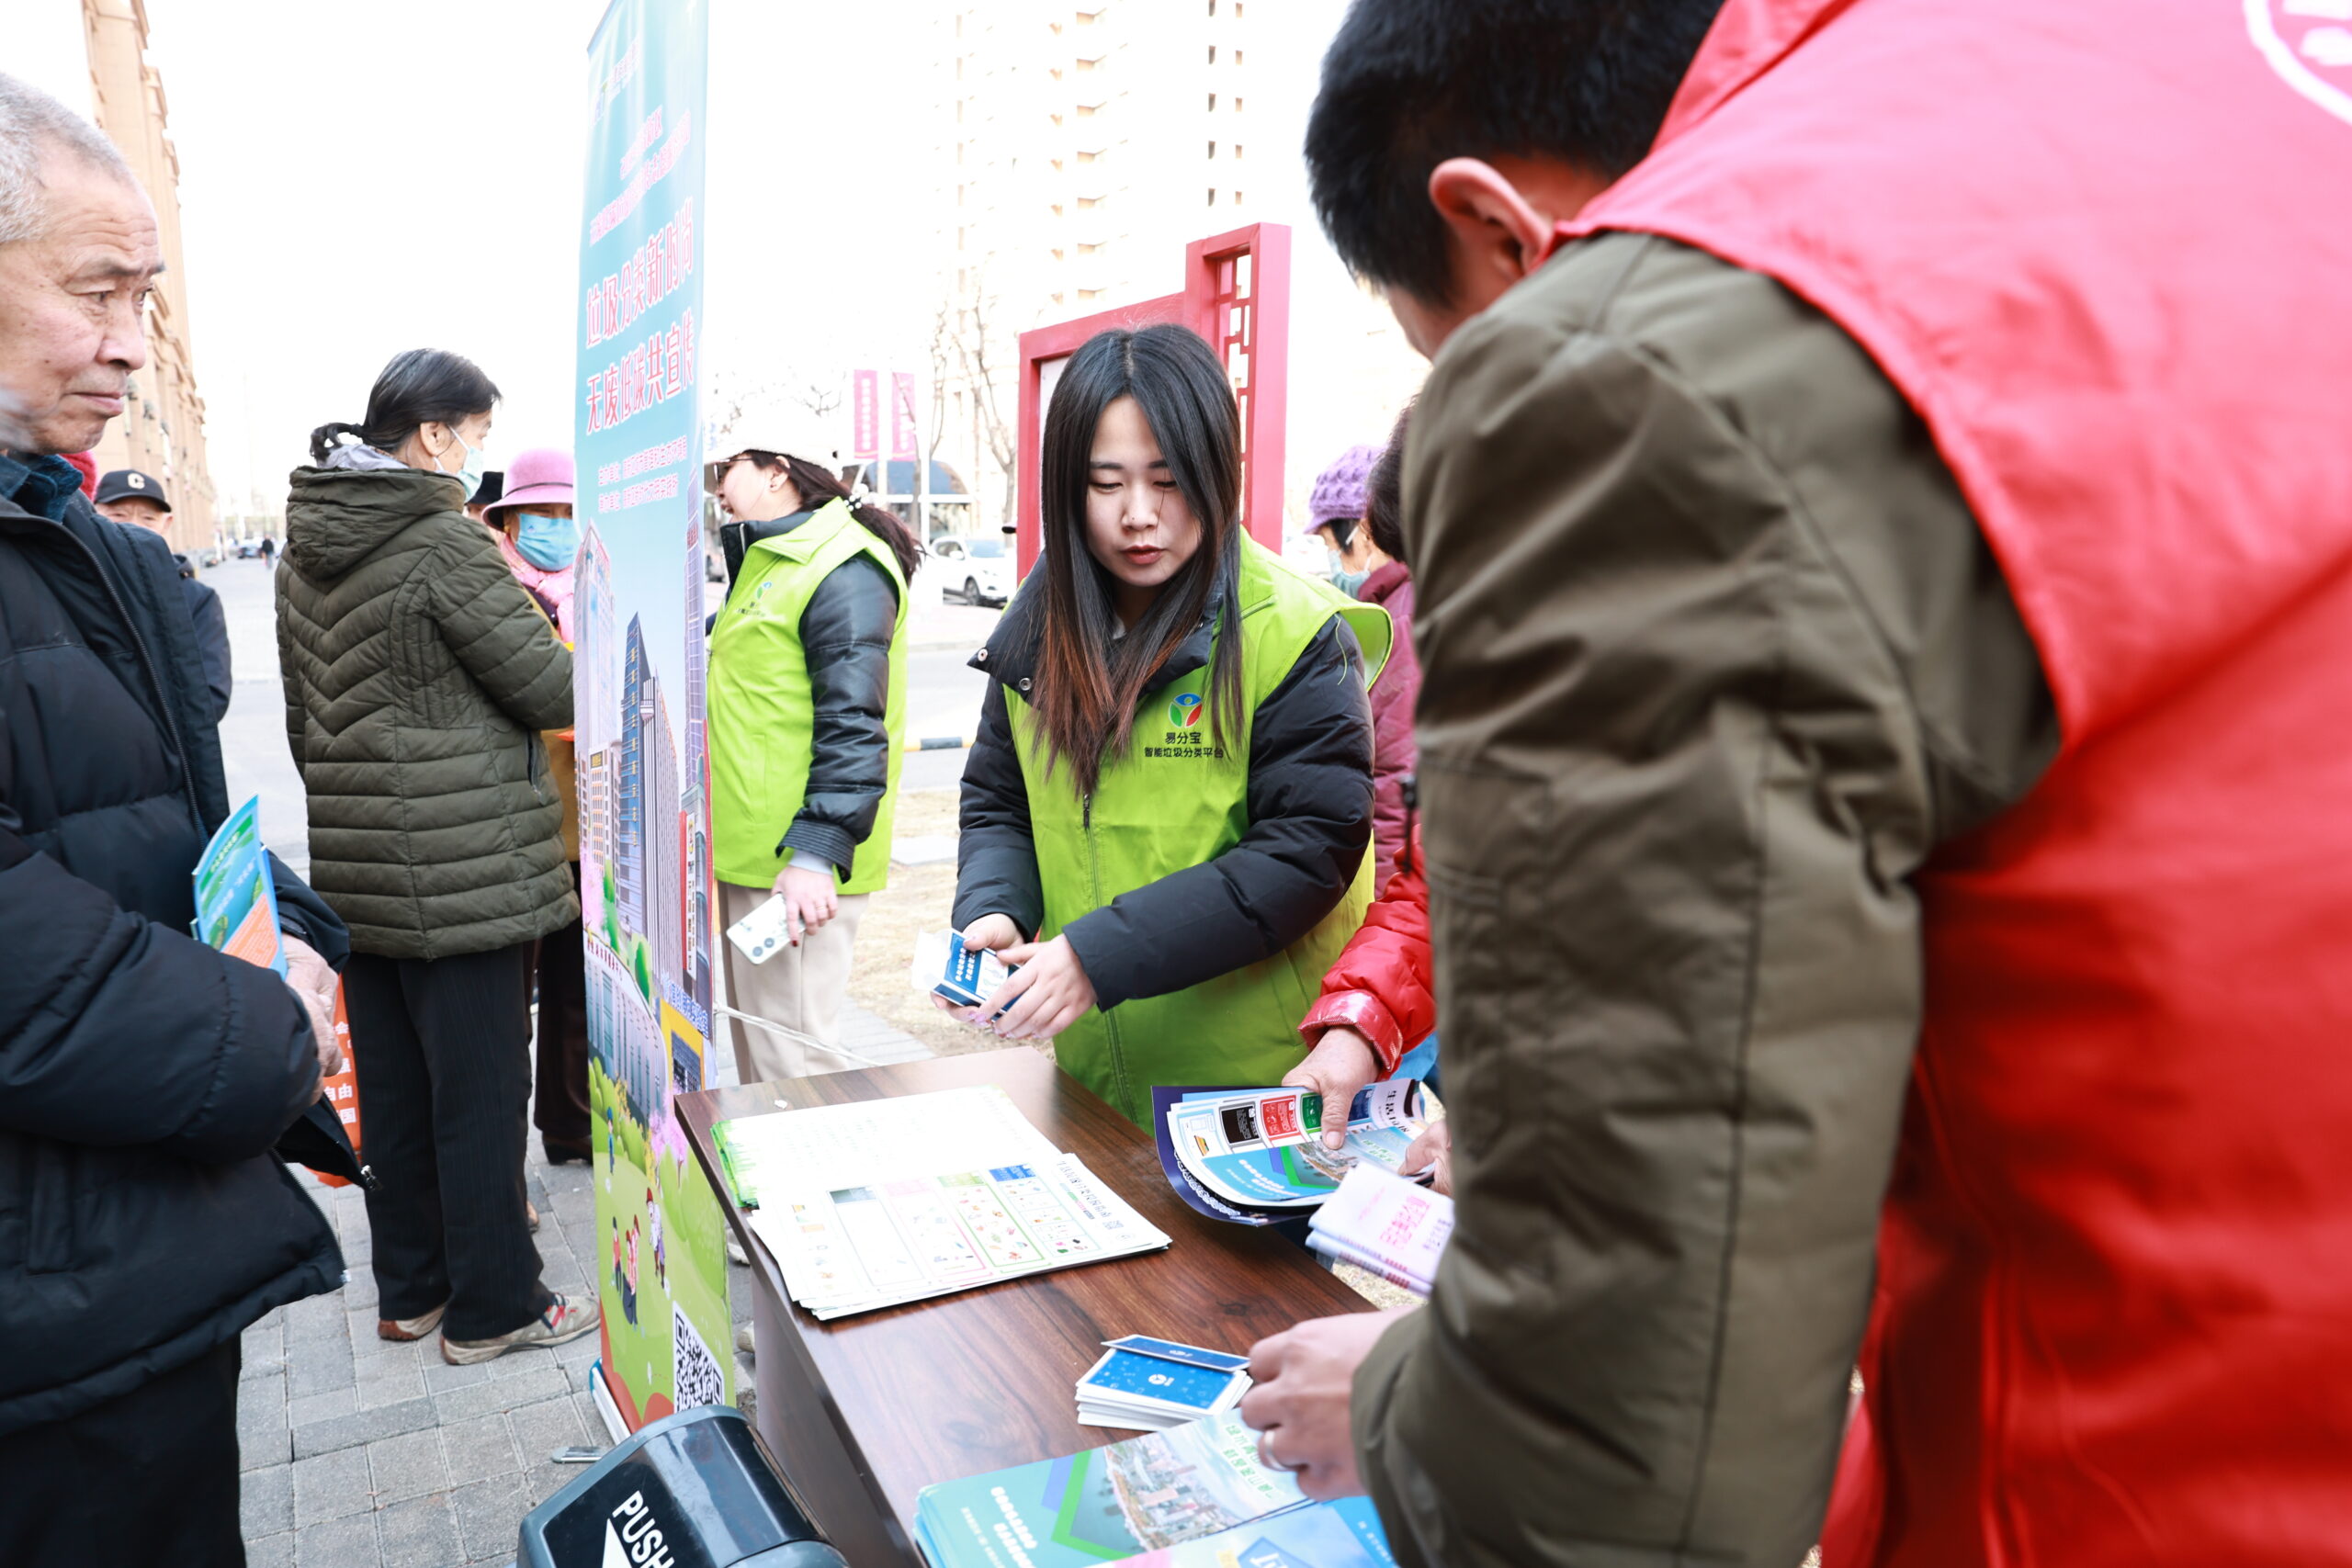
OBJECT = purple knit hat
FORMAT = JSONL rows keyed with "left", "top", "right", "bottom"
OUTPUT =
{"left": 1307, "top": 444, "right": 1383, "bottom": 533}
{"left": 481, "top": 447, "right": 574, "bottom": 520}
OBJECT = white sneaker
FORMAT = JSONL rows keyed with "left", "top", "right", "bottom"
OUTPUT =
{"left": 440, "top": 1293, "right": 601, "bottom": 1365}
{"left": 378, "top": 1302, "right": 447, "bottom": 1343}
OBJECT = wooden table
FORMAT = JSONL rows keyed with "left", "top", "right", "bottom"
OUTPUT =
{"left": 675, "top": 1048, "right": 1370, "bottom": 1568}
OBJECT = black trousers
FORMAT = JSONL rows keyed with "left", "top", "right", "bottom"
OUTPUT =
{"left": 533, "top": 864, "right": 593, "bottom": 1156}
{"left": 0, "top": 1339, "right": 243, "bottom": 1566}
{"left": 345, "top": 941, "right": 551, "bottom": 1341}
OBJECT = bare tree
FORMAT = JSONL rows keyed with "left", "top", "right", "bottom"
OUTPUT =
{"left": 923, "top": 299, "right": 957, "bottom": 540}
{"left": 786, "top": 374, "right": 843, "bottom": 425}
{"left": 706, "top": 367, "right": 845, "bottom": 453}
{"left": 947, "top": 267, "right": 1019, "bottom": 534}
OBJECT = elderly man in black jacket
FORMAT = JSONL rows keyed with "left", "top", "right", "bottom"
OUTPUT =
{"left": 0, "top": 73, "right": 346, "bottom": 1566}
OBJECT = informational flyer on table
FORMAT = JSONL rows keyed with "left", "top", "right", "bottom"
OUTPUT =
{"left": 572, "top": 0, "right": 729, "bottom": 1433}
{"left": 716, "top": 1087, "right": 1170, "bottom": 1319}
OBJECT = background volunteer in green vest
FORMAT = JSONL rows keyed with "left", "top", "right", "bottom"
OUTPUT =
{"left": 705, "top": 434, "right": 922, "bottom": 1085}
{"left": 950, "top": 324, "right": 1391, "bottom": 1125}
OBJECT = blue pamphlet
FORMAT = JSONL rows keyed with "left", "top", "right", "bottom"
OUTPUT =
{"left": 190, "top": 796, "right": 285, "bottom": 976}
{"left": 1105, "top": 1336, "right": 1250, "bottom": 1372}
{"left": 1109, "top": 1496, "right": 1397, "bottom": 1568}
{"left": 914, "top": 1412, "right": 1303, "bottom": 1568}
{"left": 1081, "top": 1350, "right": 1238, "bottom": 1413}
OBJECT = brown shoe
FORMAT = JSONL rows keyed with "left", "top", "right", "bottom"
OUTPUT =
{"left": 378, "top": 1302, "right": 447, "bottom": 1342}
{"left": 440, "top": 1292, "right": 601, "bottom": 1366}
{"left": 527, "top": 1201, "right": 541, "bottom": 1233}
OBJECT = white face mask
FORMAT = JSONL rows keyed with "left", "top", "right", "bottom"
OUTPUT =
{"left": 438, "top": 430, "right": 488, "bottom": 502}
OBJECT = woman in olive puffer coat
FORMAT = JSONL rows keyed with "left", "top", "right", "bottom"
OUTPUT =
{"left": 277, "top": 348, "right": 598, "bottom": 1365}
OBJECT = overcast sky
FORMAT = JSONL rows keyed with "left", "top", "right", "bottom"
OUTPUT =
{"left": 26, "top": 0, "right": 1415, "bottom": 522}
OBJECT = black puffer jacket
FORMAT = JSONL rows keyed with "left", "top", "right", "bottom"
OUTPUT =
{"left": 0, "top": 478, "right": 343, "bottom": 1437}
{"left": 172, "top": 549, "right": 232, "bottom": 724}
{"left": 953, "top": 592, "right": 1374, "bottom": 1009}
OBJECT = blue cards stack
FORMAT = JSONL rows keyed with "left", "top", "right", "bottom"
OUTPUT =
{"left": 1075, "top": 1336, "right": 1252, "bottom": 1431}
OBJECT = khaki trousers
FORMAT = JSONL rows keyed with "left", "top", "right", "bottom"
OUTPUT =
{"left": 718, "top": 880, "right": 870, "bottom": 1086}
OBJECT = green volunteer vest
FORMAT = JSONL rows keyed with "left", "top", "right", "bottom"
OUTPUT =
{"left": 707, "top": 499, "right": 910, "bottom": 894}
{"left": 1006, "top": 539, "right": 1392, "bottom": 1123}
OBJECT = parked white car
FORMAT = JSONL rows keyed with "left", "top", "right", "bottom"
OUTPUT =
{"left": 932, "top": 535, "right": 1014, "bottom": 608}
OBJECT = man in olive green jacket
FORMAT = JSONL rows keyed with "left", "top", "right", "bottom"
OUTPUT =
{"left": 1238, "top": 6, "right": 2055, "bottom": 1566}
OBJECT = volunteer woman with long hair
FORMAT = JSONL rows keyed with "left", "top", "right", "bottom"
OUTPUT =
{"left": 281, "top": 349, "right": 594, "bottom": 1364}
{"left": 951, "top": 324, "right": 1390, "bottom": 1124}
{"left": 705, "top": 434, "right": 922, "bottom": 1084}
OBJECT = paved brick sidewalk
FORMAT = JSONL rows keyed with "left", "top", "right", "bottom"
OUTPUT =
{"left": 239, "top": 1000, "right": 927, "bottom": 1568}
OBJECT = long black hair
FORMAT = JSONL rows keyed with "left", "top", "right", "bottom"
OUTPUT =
{"left": 309, "top": 348, "right": 500, "bottom": 462}
{"left": 742, "top": 451, "right": 924, "bottom": 582}
{"left": 1030, "top": 323, "right": 1244, "bottom": 796}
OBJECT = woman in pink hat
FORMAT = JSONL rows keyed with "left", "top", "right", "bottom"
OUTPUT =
{"left": 481, "top": 447, "right": 581, "bottom": 639}
{"left": 481, "top": 449, "right": 593, "bottom": 1166}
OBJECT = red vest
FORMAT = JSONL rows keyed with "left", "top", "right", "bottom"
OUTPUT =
{"left": 1560, "top": 2, "right": 2352, "bottom": 1562}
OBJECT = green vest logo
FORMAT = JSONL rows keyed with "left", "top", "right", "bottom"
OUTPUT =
{"left": 1148, "top": 691, "right": 1223, "bottom": 760}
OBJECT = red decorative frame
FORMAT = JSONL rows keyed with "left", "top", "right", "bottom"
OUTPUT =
{"left": 1013, "top": 223, "right": 1293, "bottom": 576}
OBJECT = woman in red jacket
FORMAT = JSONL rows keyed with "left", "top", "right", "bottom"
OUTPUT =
{"left": 1295, "top": 411, "right": 1453, "bottom": 1190}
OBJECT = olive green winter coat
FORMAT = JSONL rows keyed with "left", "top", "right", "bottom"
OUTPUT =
{"left": 277, "top": 457, "right": 578, "bottom": 960}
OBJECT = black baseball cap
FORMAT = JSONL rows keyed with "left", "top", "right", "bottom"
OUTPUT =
{"left": 94, "top": 468, "right": 170, "bottom": 509}
{"left": 469, "top": 470, "right": 504, "bottom": 511}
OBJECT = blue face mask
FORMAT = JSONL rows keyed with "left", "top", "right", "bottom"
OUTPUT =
{"left": 514, "top": 512, "right": 583, "bottom": 570}
{"left": 1326, "top": 547, "right": 1370, "bottom": 599}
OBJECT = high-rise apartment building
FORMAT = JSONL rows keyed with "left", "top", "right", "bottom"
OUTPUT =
{"left": 933, "top": 0, "right": 1267, "bottom": 529}
{"left": 930, "top": 1, "right": 1424, "bottom": 542}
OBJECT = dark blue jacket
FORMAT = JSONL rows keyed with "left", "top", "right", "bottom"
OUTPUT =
{"left": 0, "top": 480, "right": 343, "bottom": 1436}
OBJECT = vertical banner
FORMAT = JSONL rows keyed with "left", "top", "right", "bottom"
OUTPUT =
{"left": 890, "top": 370, "right": 920, "bottom": 463}
{"left": 574, "top": 0, "right": 729, "bottom": 1433}
{"left": 852, "top": 367, "right": 881, "bottom": 461}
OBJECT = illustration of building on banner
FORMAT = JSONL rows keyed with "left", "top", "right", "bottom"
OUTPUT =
{"left": 576, "top": 530, "right": 617, "bottom": 942}
{"left": 616, "top": 621, "right": 650, "bottom": 957}
{"left": 645, "top": 670, "right": 682, "bottom": 992}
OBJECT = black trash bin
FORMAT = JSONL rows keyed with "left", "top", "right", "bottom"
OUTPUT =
{"left": 518, "top": 1405, "right": 850, "bottom": 1568}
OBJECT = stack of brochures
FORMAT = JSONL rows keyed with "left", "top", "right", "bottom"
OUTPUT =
{"left": 1306, "top": 1164, "right": 1453, "bottom": 1296}
{"left": 912, "top": 1410, "right": 1396, "bottom": 1568}
{"left": 1076, "top": 1337, "right": 1252, "bottom": 1430}
{"left": 1150, "top": 1081, "right": 1431, "bottom": 1225}
{"left": 711, "top": 1085, "right": 1170, "bottom": 1320}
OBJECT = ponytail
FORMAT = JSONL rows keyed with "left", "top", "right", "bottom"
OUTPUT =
{"left": 306, "top": 420, "right": 365, "bottom": 463}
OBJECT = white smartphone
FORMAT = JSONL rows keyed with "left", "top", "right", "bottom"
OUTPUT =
{"left": 724, "top": 896, "right": 796, "bottom": 965}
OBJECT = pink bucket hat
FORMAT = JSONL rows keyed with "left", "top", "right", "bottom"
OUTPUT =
{"left": 481, "top": 447, "right": 574, "bottom": 519}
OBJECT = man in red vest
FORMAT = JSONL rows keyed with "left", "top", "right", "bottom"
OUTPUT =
{"left": 1238, "top": 2, "right": 2352, "bottom": 1564}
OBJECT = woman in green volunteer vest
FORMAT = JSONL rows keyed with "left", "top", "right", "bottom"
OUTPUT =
{"left": 704, "top": 441, "right": 922, "bottom": 1085}
{"left": 950, "top": 324, "right": 1392, "bottom": 1125}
